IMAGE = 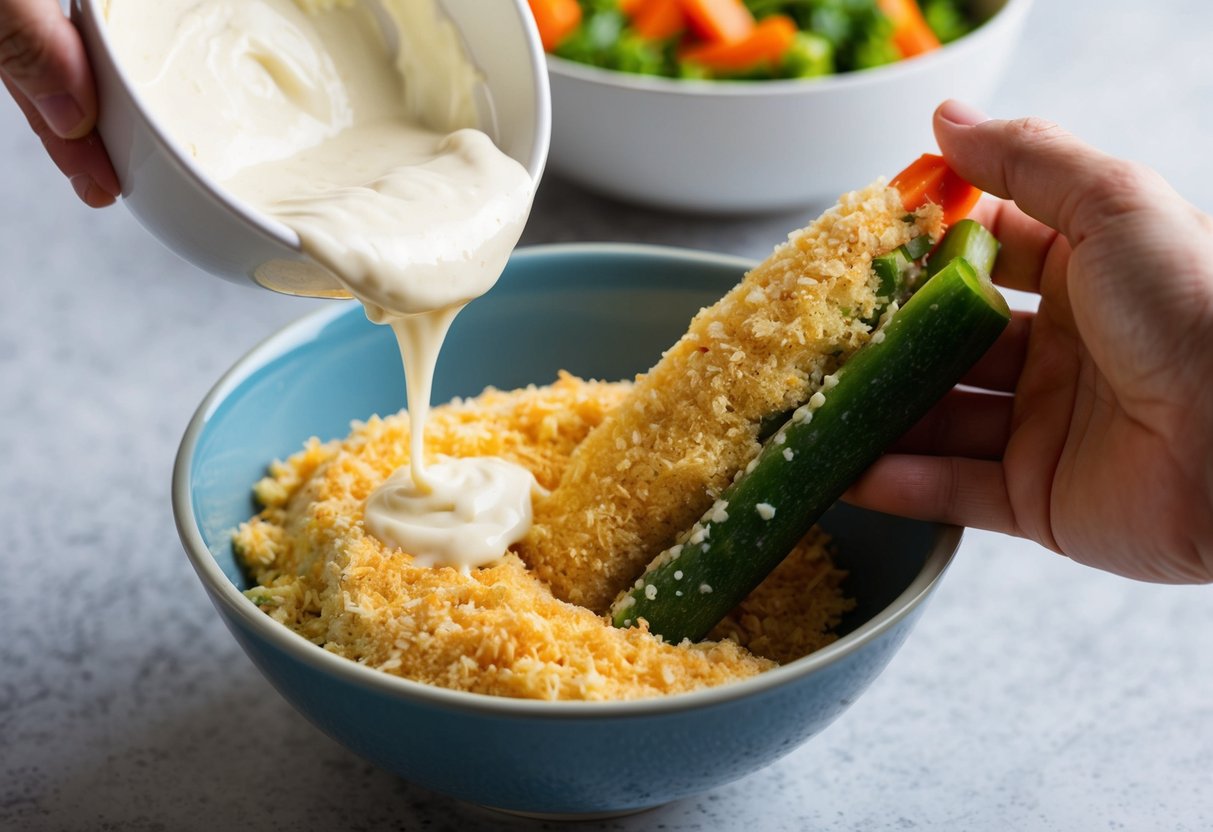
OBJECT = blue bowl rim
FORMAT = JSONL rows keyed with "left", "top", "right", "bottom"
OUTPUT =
{"left": 172, "top": 242, "right": 961, "bottom": 720}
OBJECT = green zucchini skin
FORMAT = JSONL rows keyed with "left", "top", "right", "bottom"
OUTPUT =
{"left": 610, "top": 257, "right": 1011, "bottom": 643}
{"left": 927, "top": 219, "right": 1000, "bottom": 278}
{"left": 870, "top": 243, "right": 921, "bottom": 313}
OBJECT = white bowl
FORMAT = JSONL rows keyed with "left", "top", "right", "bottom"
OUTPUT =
{"left": 72, "top": 0, "right": 551, "bottom": 297}
{"left": 546, "top": 0, "right": 1031, "bottom": 213}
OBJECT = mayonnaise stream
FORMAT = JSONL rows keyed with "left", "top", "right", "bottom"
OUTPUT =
{"left": 107, "top": 0, "right": 540, "bottom": 569}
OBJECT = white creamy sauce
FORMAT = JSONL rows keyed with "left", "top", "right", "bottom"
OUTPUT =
{"left": 364, "top": 456, "right": 537, "bottom": 570}
{"left": 107, "top": 0, "right": 539, "bottom": 570}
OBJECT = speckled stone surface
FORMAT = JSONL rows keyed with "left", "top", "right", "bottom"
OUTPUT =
{"left": 2, "top": 2, "right": 1211, "bottom": 830}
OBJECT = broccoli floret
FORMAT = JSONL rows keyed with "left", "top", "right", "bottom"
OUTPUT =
{"left": 922, "top": 0, "right": 974, "bottom": 43}
{"left": 782, "top": 30, "right": 835, "bottom": 78}
{"left": 553, "top": 9, "right": 625, "bottom": 67}
{"left": 610, "top": 33, "right": 668, "bottom": 75}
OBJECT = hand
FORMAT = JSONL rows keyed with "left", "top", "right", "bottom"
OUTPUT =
{"left": 1, "top": 0, "right": 119, "bottom": 207}
{"left": 847, "top": 100, "right": 1213, "bottom": 584}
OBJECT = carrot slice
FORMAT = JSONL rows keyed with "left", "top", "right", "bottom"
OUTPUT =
{"left": 891, "top": 154, "right": 982, "bottom": 225}
{"left": 680, "top": 0, "right": 755, "bottom": 44}
{"left": 528, "top": 0, "right": 583, "bottom": 51}
{"left": 877, "top": 0, "right": 942, "bottom": 58}
{"left": 633, "top": 0, "right": 686, "bottom": 40}
{"left": 680, "top": 15, "right": 796, "bottom": 72}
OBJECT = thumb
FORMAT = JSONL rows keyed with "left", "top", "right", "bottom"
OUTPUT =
{"left": 932, "top": 99, "right": 1172, "bottom": 246}
{"left": 0, "top": 0, "right": 97, "bottom": 139}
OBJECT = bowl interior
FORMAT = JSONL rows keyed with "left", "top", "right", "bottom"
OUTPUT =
{"left": 190, "top": 245, "right": 937, "bottom": 651}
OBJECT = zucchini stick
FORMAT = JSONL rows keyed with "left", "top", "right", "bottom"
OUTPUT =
{"left": 520, "top": 184, "right": 944, "bottom": 612}
{"left": 865, "top": 232, "right": 932, "bottom": 325}
{"left": 762, "top": 219, "right": 986, "bottom": 439}
{"left": 610, "top": 255, "right": 1011, "bottom": 642}
{"left": 927, "top": 218, "right": 1000, "bottom": 278}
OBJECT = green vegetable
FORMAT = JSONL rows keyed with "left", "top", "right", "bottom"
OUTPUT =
{"left": 869, "top": 231, "right": 932, "bottom": 312}
{"left": 610, "top": 251, "right": 1011, "bottom": 642}
{"left": 245, "top": 590, "right": 275, "bottom": 607}
{"left": 851, "top": 27, "right": 901, "bottom": 69}
{"left": 926, "top": 218, "right": 1000, "bottom": 279}
{"left": 922, "top": 0, "right": 974, "bottom": 43}
{"left": 762, "top": 230, "right": 931, "bottom": 437}
{"left": 782, "top": 31, "right": 835, "bottom": 78}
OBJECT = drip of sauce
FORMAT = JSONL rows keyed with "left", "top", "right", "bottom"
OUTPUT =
{"left": 107, "top": 0, "right": 540, "bottom": 569}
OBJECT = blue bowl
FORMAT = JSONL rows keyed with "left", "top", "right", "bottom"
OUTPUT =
{"left": 173, "top": 244, "right": 959, "bottom": 818}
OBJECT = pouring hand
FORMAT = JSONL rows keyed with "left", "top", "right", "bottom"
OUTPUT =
{"left": 1, "top": 0, "right": 119, "bottom": 206}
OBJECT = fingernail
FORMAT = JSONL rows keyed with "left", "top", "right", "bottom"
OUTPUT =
{"left": 72, "top": 175, "right": 117, "bottom": 208}
{"left": 938, "top": 99, "right": 989, "bottom": 127}
{"left": 70, "top": 174, "right": 106, "bottom": 207}
{"left": 37, "top": 93, "right": 87, "bottom": 137}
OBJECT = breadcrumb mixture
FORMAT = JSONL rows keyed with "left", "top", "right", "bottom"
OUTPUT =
{"left": 519, "top": 184, "right": 943, "bottom": 611}
{"left": 235, "top": 375, "right": 854, "bottom": 701}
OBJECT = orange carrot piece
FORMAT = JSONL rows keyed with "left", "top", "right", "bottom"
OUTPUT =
{"left": 680, "top": 15, "right": 796, "bottom": 72}
{"left": 679, "top": 0, "right": 755, "bottom": 44}
{"left": 619, "top": 0, "right": 649, "bottom": 14}
{"left": 877, "top": 0, "right": 941, "bottom": 58}
{"left": 528, "top": 0, "right": 583, "bottom": 51}
{"left": 633, "top": 0, "right": 686, "bottom": 40}
{"left": 891, "top": 154, "right": 982, "bottom": 225}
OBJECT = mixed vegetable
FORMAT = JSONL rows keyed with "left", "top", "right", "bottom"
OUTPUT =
{"left": 528, "top": 0, "right": 981, "bottom": 80}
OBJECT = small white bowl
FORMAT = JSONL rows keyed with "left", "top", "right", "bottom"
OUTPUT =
{"left": 71, "top": 0, "right": 551, "bottom": 297}
{"left": 546, "top": 0, "right": 1031, "bottom": 213}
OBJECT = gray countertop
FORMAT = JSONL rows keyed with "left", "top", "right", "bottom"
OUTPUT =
{"left": 2, "top": 1, "right": 1211, "bottom": 830}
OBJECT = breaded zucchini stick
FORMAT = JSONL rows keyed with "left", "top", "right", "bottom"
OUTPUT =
{"left": 518, "top": 182, "right": 944, "bottom": 612}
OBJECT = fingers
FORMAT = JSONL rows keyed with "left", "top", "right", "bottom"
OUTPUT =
{"left": 3, "top": 75, "right": 119, "bottom": 207}
{"left": 0, "top": 0, "right": 97, "bottom": 138}
{"left": 890, "top": 388, "right": 1013, "bottom": 460}
{"left": 934, "top": 100, "right": 1173, "bottom": 248}
{"left": 959, "top": 310, "right": 1032, "bottom": 392}
{"left": 0, "top": 0, "right": 119, "bottom": 206}
{"left": 969, "top": 198, "right": 1069, "bottom": 295}
{"left": 844, "top": 455, "right": 1020, "bottom": 537}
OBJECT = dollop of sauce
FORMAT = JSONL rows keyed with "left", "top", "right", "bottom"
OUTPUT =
{"left": 365, "top": 457, "right": 539, "bottom": 572}
{"left": 107, "top": 0, "right": 539, "bottom": 568}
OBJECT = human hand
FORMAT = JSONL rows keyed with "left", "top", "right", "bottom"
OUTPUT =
{"left": 2, "top": 0, "right": 119, "bottom": 207}
{"left": 847, "top": 100, "right": 1213, "bottom": 584}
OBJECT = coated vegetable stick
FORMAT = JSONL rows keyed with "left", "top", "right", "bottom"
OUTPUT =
{"left": 877, "top": 0, "right": 942, "bottom": 58}
{"left": 680, "top": 0, "right": 755, "bottom": 43}
{"left": 892, "top": 153, "right": 981, "bottom": 225}
{"left": 610, "top": 230, "right": 1009, "bottom": 642}
{"left": 633, "top": 0, "right": 686, "bottom": 40}
{"left": 527, "top": 0, "right": 582, "bottom": 51}
{"left": 518, "top": 182, "right": 945, "bottom": 612}
{"left": 679, "top": 15, "right": 797, "bottom": 71}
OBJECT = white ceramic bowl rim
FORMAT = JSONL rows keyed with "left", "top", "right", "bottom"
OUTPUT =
{"left": 81, "top": 0, "right": 550, "bottom": 252}
{"left": 80, "top": 0, "right": 297, "bottom": 248}
{"left": 172, "top": 243, "right": 961, "bottom": 720}
{"left": 545, "top": 0, "right": 1031, "bottom": 98}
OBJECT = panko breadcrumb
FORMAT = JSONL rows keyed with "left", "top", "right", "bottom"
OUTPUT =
{"left": 234, "top": 375, "right": 854, "bottom": 701}
{"left": 518, "top": 183, "right": 943, "bottom": 612}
